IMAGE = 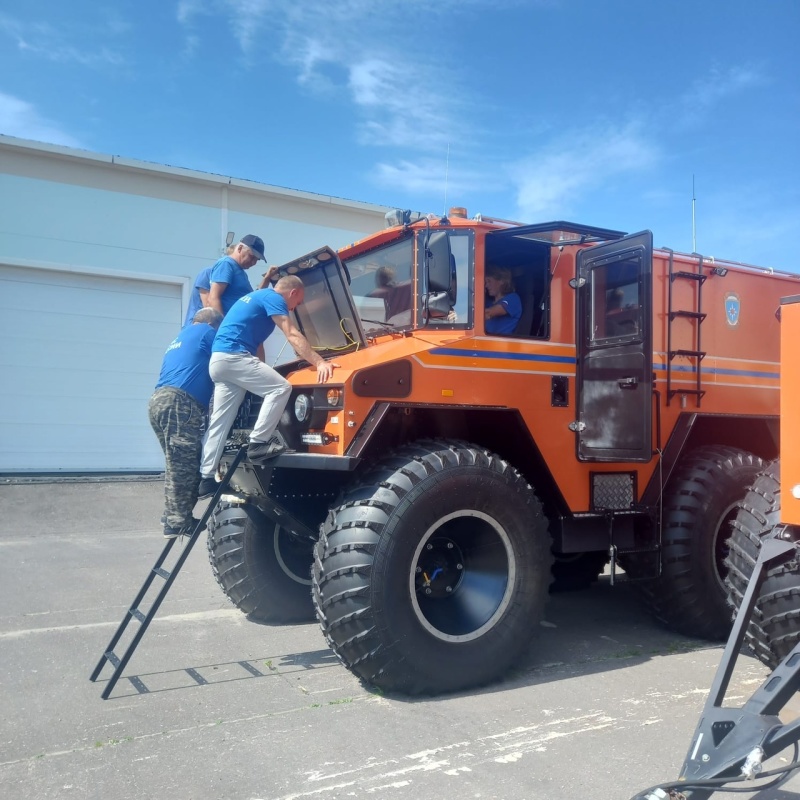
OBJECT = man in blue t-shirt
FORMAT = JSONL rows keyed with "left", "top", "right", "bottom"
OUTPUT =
{"left": 182, "top": 266, "right": 212, "bottom": 327}
{"left": 207, "top": 234, "right": 268, "bottom": 316}
{"left": 149, "top": 307, "right": 223, "bottom": 538}
{"left": 198, "top": 276, "right": 338, "bottom": 496}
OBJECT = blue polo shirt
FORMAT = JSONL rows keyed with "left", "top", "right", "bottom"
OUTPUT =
{"left": 486, "top": 292, "right": 522, "bottom": 335}
{"left": 212, "top": 289, "right": 289, "bottom": 356}
{"left": 155, "top": 323, "right": 216, "bottom": 407}
{"left": 182, "top": 266, "right": 212, "bottom": 327}
{"left": 210, "top": 256, "right": 254, "bottom": 314}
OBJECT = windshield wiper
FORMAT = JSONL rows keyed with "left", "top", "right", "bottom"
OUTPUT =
{"left": 361, "top": 318, "right": 396, "bottom": 330}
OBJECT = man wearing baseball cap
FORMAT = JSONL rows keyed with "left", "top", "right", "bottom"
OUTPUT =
{"left": 207, "top": 234, "right": 269, "bottom": 316}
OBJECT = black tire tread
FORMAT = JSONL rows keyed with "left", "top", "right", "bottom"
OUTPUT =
{"left": 207, "top": 501, "right": 315, "bottom": 623}
{"left": 723, "top": 460, "right": 800, "bottom": 669}
{"left": 632, "top": 445, "right": 763, "bottom": 640}
{"left": 312, "top": 438, "right": 552, "bottom": 695}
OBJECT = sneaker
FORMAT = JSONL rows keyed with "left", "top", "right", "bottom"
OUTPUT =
{"left": 163, "top": 516, "right": 206, "bottom": 539}
{"left": 248, "top": 433, "right": 287, "bottom": 463}
{"left": 197, "top": 477, "right": 218, "bottom": 499}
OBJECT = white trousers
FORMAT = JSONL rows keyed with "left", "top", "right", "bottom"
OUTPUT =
{"left": 200, "top": 352, "right": 291, "bottom": 478}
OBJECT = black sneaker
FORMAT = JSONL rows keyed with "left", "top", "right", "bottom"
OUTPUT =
{"left": 163, "top": 516, "right": 206, "bottom": 539}
{"left": 197, "top": 477, "right": 218, "bottom": 499}
{"left": 248, "top": 433, "right": 287, "bottom": 463}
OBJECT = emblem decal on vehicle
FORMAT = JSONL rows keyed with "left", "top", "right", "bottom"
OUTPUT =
{"left": 725, "top": 293, "right": 741, "bottom": 327}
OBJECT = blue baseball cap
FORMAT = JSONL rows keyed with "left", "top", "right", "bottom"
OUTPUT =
{"left": 240, "top": 234, "right": 266, "bottom": 261}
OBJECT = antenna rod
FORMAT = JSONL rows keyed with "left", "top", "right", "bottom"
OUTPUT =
{"left": 692, "top": 174, "right": 697, "bottom": 253}
{"left": 443, "top": 143, "right": 450, "bottom": 216}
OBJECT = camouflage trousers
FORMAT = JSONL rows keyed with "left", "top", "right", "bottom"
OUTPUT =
{"left": 148, "top": 387, "right": 206, "bottom": 530}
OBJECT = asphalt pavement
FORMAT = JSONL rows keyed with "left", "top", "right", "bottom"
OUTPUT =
{"left": 1, "top": 478, "right": 799, "bottom": 800}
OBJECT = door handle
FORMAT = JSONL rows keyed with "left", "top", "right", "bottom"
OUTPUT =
{"left": 618, "top": 376, "right": 638, "bottom": 389}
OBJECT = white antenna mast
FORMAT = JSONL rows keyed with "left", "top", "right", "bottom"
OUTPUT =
{"left": 443, "top": 142, "right": 450, "bottom": 216}
{"left": 692, "top": 174, "right": 697, "bottom": 253}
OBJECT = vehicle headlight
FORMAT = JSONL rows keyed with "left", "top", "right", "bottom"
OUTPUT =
{"left": 294, "top": 393, "right": 312, "bottom": 422}
{"left": 326, "top": 388, "right": 341, "bottom": 406}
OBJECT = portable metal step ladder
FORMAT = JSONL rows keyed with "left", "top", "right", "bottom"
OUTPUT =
{"left": 666, "top": 248, "right": 707, "bottom": 406}
{"left": 89, "top": 446, "right": 247, "bottom": 699}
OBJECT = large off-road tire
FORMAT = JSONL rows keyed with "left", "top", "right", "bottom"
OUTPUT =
{"left": 632, "top": 445, "right": 763, "bottom": 640}
{"left": 725, "top": 460, "right": 800, "bottom": 670}
{"left": 550, "top": 551, "right": 610, "bottom": 592}
{"left": 312, "top": 440, "right": 553, "bottom": 695}
{"left": 207, "top": 501, "right": 315, "bottom": 623}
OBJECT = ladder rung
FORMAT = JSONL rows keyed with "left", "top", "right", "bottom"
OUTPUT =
{"left": 671, "top": 271, "right": 707, "bottom": 283}
{"left": 669, "top": 310, "right": 707, "bottom": 321}
{"left": 130, "top": 608, "right": 146, "bottom": 623}
{"left": 105, "top": 651, "right": 120, "bottom": 668}
{"left": 153, "top": 567, "right": 171, "bottom": 580}
{"left": 670, "top": 349, "right": 706, "bottom": 360}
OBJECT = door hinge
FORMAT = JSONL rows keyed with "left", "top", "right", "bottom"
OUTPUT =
{"left": 568, "top": 420, "right": 586, "bottom": 432}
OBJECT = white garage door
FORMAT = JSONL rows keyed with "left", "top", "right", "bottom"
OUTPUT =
{"left": 0, "top": 264, "right": 184, "bottom": 472}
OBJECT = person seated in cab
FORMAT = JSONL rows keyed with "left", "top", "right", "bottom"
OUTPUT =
{"left": 369, "top": 265, "right": 413, "bottom": 325}
{"left": 484, "top": 265, "right": 522, "bottom": 335}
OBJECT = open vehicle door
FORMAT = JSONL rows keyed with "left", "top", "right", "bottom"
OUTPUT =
{"left": 574, "top": 231, "right": 653, "bottom": 462}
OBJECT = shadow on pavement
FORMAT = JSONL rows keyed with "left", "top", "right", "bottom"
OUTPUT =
{"left": 97, "top": 647, "right": 339, "bottom": 698}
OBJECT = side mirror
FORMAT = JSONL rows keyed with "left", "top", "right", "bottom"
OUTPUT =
{"left": 424, "top": 292, "right": 452, "bottom": 318}
{"left": 426, "top": 231, "right": 452, "bottom": 293}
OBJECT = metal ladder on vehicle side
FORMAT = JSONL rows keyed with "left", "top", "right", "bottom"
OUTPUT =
{"left": 666, "top": 248, "right": 707, "bottom": 406}
{"left": 89, "top": 446, "right": 247, "bottom": 700}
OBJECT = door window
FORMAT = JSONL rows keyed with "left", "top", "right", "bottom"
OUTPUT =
{"left": 590, "top": 255, "right": 643, "bottom": 343}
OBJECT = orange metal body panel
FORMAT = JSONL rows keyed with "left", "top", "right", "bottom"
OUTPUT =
{"left": 781, "top": 297, "right": 800, "bottom": 525}
{"left": 289, "top": 220, "right": 798, "bottom": 512}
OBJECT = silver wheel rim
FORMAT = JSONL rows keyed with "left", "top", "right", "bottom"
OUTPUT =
{"left": 273, "top": 523, "right": 312, "bottom": 586}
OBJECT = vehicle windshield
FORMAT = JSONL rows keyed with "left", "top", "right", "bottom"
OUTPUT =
{"left": 345, "top": 230, "right": 473, "bottom": 334}
{"left": 263, "top": 247, "right": 365, "bottom": 367}
{"left": 346, "top": 237, "right": 416, "bottom": 334}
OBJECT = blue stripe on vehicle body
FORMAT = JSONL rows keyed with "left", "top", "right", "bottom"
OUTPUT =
{"left": 429, "top": 347, "right": 577, "bottom": 365}
{"left": 654, "top": 364, "right": 779, "bottom": 379}
{"left": 426, "top": 348, "right": 776, "bottom": 379}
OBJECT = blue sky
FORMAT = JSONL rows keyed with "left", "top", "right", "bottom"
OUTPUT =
{"left": 1, "top": 1, "right": 798, "bottom": 271}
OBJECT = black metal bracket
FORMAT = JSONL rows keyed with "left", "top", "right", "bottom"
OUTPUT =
{"left": 677, "top": 530, "right": 800, "bottom": 798}
{"left": 252, "top": 491, "right": 318, "bottom": 543}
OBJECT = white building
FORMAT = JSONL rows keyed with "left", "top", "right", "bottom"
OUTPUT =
{"left": 0, "top": 135, "right": 389, "bottom": 473}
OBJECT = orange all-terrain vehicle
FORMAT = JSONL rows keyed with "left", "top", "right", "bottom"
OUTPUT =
{"left": 206, "top": 208, "right": 799, "bottom": 695}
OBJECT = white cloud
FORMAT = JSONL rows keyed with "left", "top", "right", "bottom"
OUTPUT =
{"left": 683, "top": 63, "right": 766, "bottom": 109}
{"left": 675, "top": 63, "right": 767, "bottom": 129}
{"left": 173, "top": 2, "right": 669, "bottom": 203}
{"left": 0, "top": 92, "right": 82, "bottom": 148}
{"left": 176, "top": 0, "right": 470, "bottom": 154}
{"left": 511, "top": 122, "right": 660, "bottom": 219}
{"left": 0, "top": 12, "right": 124, "bottom": 67}
{"left": 288, "top": 36, "right": 336, "bottom": 86}
{"left": 374, "top": 158, "right": 500, "bottom": 197}
{"left": 347, "top": 58, "right": 457, "bottom": 151}
{"left": 176, "top": 0, "right": 204, "bottom": 25}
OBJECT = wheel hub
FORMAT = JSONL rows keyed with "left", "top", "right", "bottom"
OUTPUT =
{"left": 414, "top": 538, "right": 465, "bottom": 599}
{"left": 409, "top": 510, "right": 515, "bottom": 642}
